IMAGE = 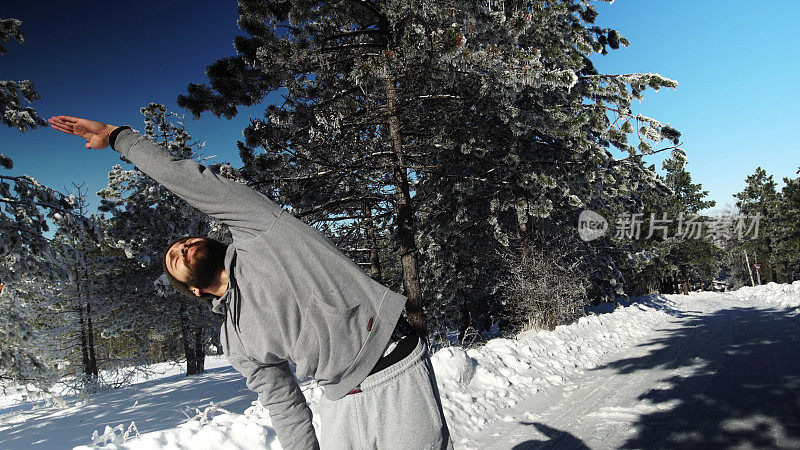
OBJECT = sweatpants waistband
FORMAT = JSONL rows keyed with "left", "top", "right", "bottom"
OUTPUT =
{"left": 359, "top": 336, "right": 427, "bottom": 392}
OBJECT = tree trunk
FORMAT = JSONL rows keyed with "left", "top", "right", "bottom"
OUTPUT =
{"left": 681, "top": 269, "right": 690, "bottom": 295}
{"left": 661, "top": 277, "right": 674, "bottom": 294}
{"left": 85, "top": 300, "right": 99, "bottom": 381}
{"left": 364, "top": 202, "right": 382, "bottom": 282}
{"left": 762, "top": 258, "right": 774, "bottom": 283}
{"left": 369, "top": 242, "right": 382, "bottom": 282}
{"left": 74, "top": 265, "right": 95, "bottom": 391}
{"left": 384, "top": 76, "right": 426, "bottom": 337}
{"left": 76, "top": 298, "right": 91, "bottom": 388}
{"left": 180, "top": 300, "right": 205, "bottom": 376}
{"left": 765, "top": 241, "right": 776, "bottom": 283}
{"left": 193, "top": 322, "right": 205, "bottom": 374}
{"left": 180, "top": 300, "right": 198, "bottom": 375}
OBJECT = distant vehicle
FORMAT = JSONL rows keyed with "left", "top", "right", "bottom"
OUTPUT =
{"left": 712, "top": 276, "right": 731, "bottom": 292}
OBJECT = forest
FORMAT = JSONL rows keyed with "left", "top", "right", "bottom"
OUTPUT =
{"left": 1, "top": 1, "right": 799, "bottom": 404}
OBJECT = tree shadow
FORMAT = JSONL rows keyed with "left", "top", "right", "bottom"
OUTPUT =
{"left": 588, "top": 293, "right": 692, "bottom": 320}
{"left": 593, "top": 305, "right": 800, "bottom": 448}
{"left": 0, "top": 365, "right": 256, "bottom": 449}
{"left": 621, "top": 294, "right": 691, "bottom": 318}
{"left": 510, "top": 422, "right": 590, "bottom": 449}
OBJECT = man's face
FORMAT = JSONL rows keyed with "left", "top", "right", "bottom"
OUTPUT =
{"left": 165, "top": 237, "right": 226, "bottom": 291}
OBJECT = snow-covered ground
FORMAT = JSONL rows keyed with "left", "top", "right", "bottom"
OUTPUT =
{"left": 1, "top": 282, "right": 798, "bottom": 449}
{"left": 729, "top": 281, "right": 800, "bottom": 309}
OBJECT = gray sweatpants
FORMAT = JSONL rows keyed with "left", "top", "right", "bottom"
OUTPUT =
{"left": 317, "top": 338, "right": 454, "bottom": 449}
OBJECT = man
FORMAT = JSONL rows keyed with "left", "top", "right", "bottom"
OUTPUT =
{"left": 49, "top": 115, "right": 452, "bottom": 450}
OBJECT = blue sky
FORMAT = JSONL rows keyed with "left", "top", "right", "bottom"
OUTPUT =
{"left": 1, "top": 0, "right": 257, "bottom": 209}
{"left": 592, "top": 0, "right": 800, "bottom": 211}
{"left": 2, "top": 0, "right": 798, "bottom": 214}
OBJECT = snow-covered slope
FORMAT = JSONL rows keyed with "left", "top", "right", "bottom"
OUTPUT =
{"left": 63, "top": 298, "right": 672, "bottom": 449}
{"left": 67, "top": 299, "right": 672, "bottom": 449}
{"left": 2, "top": 283, "right": 797, "bottom": 449}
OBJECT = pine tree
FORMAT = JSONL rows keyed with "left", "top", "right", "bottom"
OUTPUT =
{"left": 733, "top": 167, "right": 780, "bottom": 283}
{"left": 0, "top": 142, "right": 85, "bottom": 398}
{"left": 50, "top": 185, "right": 102, "bottom": 392}
{"left": 0, "top": 182, "right": 96, "bottom": 398}
{"left": 625, "top": 152, "right": 721, "bottom": 296}
{"left": 771, "top": 168, "right": 800, "bottom": 282}
{"left": 1, "top": 15, "right": 78, "bottom": 285}
{"left": 98, "top": 104, "right": 226, "bottom": 375}
{"left": 178, "top": 0, "right": 476, "bottom": 335}
{"left": 415, "top": 1, "right": 682, "bottom": 333}
{"left": 1, "top": 18, "right": 47, "bottom": 132}
{"left": 179, "top": 0, "right": 683, "bottom": 336}
{"left": 0, "top": 287, "right": 58, "bottom": 399}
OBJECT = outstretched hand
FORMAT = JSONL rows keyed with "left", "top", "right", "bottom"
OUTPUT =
{"left": 49, "top": 116, "right": 118, "bottom": 149}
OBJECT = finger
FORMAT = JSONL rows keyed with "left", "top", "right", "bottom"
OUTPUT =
{"left": 49, "top": 123, "right": 74, "bottom": 134}
{"left": 49, "top": 117, "right": 73, "bottom": 129}
{"left": 49, "top": 122, "right": 75, "bottom": 134}
{"left": 54, "top": 115, "right": 80, "bottom": 124}
{"left": 50, "top": 116, "right": 74, "bottom": 125}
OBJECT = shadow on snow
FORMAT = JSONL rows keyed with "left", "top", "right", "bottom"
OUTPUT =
{"left": 0, "top": 365, "right": 255, "bottom": 449}
{"left": 510, "top": 422, "right": 590, "bottom": 449}
{"left": 594, "top": 305, "right": 800, "bottom": 448}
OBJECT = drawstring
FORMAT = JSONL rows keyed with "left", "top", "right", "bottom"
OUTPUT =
{"left": 222, "top": 301, "right": 231, "bottom": 354}
{"left": 234, "top": 289, "right": 242, "bottom": 331}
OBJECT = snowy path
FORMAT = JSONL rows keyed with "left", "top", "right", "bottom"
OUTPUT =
{"left": 464, "top": 292, "right": 800, "bottom": 449}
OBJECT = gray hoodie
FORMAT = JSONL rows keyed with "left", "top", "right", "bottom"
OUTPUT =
{"left": 113, "top": 129, "right": 407, "bottom": 450}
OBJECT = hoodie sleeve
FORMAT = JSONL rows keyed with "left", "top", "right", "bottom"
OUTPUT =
{"left": 111, "top": 128, "right": 283, "bottom": 239}
{"left": 227, "top": 353, "right": 320, "bottom": 450}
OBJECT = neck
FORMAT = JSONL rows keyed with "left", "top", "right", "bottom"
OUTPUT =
{"left": 206, "top": 269, "right": 229, "bottom": 298}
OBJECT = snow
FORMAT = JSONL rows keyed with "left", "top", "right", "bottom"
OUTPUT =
{"left": 1, "top": 283, "right": 798, "bottom": 449}
{"left": 461, "top": 286, "right": 800, "bottom": 449}
{"left": 729, "top": 280, "right": 800, "bottom": 309}
{"left": 432, "top": 300, "right": 672, "bottom": 443}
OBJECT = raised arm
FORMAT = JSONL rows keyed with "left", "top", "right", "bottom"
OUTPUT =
{"left": 49, "top": 115, "right": 283, "bottom": 239}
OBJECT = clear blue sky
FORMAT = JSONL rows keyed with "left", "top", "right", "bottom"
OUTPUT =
{"left": 592, "top": 0, "right": 800, "bottom": 211}
{"left": 1, "top": 0, "right": 257, "bottom": 211}
{"left": 2, "top": 0, "right": 798, "bottom": 214}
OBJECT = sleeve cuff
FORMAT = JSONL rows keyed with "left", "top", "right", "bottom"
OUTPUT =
{"left": 109, "top": 126, "right": 132, "bottom": 151}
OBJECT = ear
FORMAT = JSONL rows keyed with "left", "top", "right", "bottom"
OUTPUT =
{"left": 189, "top": 287, "right": 203, "bottom": 298}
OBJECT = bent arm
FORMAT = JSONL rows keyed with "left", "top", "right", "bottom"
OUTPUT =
{"left": 112, "top": 128, "right": 284, "bottom": 239}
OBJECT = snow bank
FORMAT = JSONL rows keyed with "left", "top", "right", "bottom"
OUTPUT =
{"left": 430, "top": 301, "right": 672, "bottom": 445}
{"left": 77, "top": 403, "right": 279, "bottom": 450}
{"left": 729, "top": 281, "right": 800, "bottom": 309}
{"left": 76, "top": 299, "right": 673, "bottom": 449}
{"left": 74, "top": 383, "right": 328, "bottom": 450}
